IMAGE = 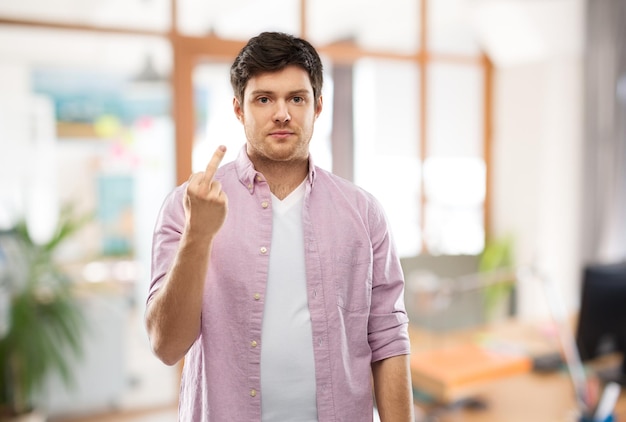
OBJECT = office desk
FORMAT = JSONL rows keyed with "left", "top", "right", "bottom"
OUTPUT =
{"left": 409, "top": 320, "right": 626, "bottom": 422}
{"left": 419, "top": 369, "right": 626, "bottom": 422}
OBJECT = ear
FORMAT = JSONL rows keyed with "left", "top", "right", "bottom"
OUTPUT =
{"left": 314, "top": 96, "right": 323, "bottom": 119}
{"left": 233, "top": 97, "right": 244, "bottom": 122}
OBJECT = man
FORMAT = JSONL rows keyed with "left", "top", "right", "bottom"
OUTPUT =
{"left": 146, "top": 31, "right": 414, "bottom": 421}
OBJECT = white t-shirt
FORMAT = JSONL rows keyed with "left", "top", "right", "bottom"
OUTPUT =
{"left": 260, "top": 181, "right": 318, "bottom": 421}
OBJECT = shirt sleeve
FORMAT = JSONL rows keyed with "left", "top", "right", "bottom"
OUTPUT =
{"left": 366, "top": 197, "right": 411, "bottom": 362}
{"left": 147, "top": 184, "right": 186, "bottom": 306}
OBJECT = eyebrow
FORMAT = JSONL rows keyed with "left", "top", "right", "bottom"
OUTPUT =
{"left": 249, "top": 89, "right": 312, "bottom": 98}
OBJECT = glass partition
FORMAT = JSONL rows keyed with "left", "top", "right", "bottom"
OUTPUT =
{"left": 353, "top": 58, "right": 422, "bottom": 257}
{"left": 0, "top": 26, "right": 178, "bottom": 415}
{"left": 424, "top": 62, "right": 485, "bottom": 254}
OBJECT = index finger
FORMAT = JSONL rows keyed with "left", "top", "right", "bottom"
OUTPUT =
{"left": 203, "top": 145, "right": 227, "bottom": 183}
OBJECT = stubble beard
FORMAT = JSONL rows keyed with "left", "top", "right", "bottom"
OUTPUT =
{"left": 248, "top": 127, "right": 312, "bottom": 165}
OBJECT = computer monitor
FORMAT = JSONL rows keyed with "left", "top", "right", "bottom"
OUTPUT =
{"left": 575, "top": 262, "right": 626, "bottom": 385}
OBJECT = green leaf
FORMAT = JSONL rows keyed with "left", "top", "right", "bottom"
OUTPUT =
{"left": 0, "top": 202, "right": 91, "bottom": 415}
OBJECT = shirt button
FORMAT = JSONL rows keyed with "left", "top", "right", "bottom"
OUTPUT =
{"left": 256, "top": 175, "right": 263, "bottom": 182}
{"left": 260, "top": 246, "right": 267, "bottom": 254}
{"left": 250, "top": 389, "right": 257, "bottom": 397}
{"left": 261, "top": 201, "right": 269, "bottom": 209}
{"left": 253, "top": 293, "right": 261, "bottom": 300}
{"left": 251, "top": 340, "right": 258, "bottom": 348}
{"left": 247, "top": 183, "right": 253, "bottom": 190}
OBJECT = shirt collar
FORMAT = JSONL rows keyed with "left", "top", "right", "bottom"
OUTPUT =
{"left": 234, "top": 145, "right": 317, "bottom": 194}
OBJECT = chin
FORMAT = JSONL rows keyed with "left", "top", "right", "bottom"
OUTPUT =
{"left": 268, "top": 151, "right": 299, "bottom": 162}
{"left": 266, "top": 143, "right": 303, "bottom": 158}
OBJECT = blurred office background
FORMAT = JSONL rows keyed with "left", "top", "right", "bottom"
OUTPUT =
{"left": 0, "top": 0, "right": 624, "bottom": 420}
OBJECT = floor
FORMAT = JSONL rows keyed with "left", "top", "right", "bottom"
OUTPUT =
{"left": 51, "top": 405, "right": 178, "bottom": 422}
{"left": 57, "top": 406, "right": 386, "bottom": 422}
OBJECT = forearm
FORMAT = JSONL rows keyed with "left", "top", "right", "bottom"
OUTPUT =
{"left": 145, "top": 231, "right": 213, "bottom": 365}
{"left": 372, "top": 354, "right": 415, "bottom": 422}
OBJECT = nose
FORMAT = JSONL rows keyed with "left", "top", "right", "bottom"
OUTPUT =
{"left": 273, "top": 101, "right": 291, "bottom": 123}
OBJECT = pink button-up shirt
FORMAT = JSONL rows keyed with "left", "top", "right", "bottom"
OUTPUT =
{"left": 149, "top": 147, "right": 410, "bottom": 422}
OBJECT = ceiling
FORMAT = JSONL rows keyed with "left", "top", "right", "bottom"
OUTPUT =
{"left": 0, "top": 0, "right": 584, "bottom": 77}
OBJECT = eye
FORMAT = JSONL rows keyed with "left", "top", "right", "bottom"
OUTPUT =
{"left": 292, "top": 96, "right": 304, "bottom": 104}
{"left": 258, "top": 97, "right": 270, "bottom": 104}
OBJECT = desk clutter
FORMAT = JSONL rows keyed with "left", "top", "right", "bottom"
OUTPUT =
{"left": 410, "top": 341, "right": 532, "bottom": 403}
{"left": 409, "top": 318, "right": 625, "bottom": 421}
{"left": 406, "top": 263, "right": 626, "bottom": 420}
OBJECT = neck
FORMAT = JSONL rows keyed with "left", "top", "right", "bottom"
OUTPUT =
{"left": 253, "top": 156, "right": 308, "bottom": 200}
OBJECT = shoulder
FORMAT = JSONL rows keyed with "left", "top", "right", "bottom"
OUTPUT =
{"left": 156, "top": 182, "right": 186, "bottom": 224}
{"left": 314, "top": 166, "right": 380, "bottom": 204}
{"left": 313, "top": 166, "right": 387, "bottom": 221}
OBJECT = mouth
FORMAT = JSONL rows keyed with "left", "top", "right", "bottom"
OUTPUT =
{"left": 269, "top": 130, "right": 294, "bottom": 139}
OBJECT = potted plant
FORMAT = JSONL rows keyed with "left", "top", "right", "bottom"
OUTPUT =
{"left": 480, "top": 234, "right": 516, "bottom": 322}
{"left": 0, "top": 205, "right": 90, "bottom": 421}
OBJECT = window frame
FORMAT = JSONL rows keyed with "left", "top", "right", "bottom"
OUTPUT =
{"left": 0, "top": 0, "right": 493, "bottom": 254}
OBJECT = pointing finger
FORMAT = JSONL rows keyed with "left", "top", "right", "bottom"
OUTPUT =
{"left": 202, "top": 145, "right": 227, "bottom": 184}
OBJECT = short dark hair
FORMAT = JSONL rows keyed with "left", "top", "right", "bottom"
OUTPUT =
{"left": 230, "top": 32, "right": 324, "bottom": 104}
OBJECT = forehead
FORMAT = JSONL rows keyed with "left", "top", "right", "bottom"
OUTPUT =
{"left": 244, "top": 65, "right": 313, "bottom": 97}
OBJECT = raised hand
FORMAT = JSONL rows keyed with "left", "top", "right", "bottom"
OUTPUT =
{"left": 183, "top": 145, "right": 228, "bottom": 240}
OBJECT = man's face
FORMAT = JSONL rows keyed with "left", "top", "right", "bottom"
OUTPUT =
{"left": 233, "top": 65, "right": 322, "bottom": 164}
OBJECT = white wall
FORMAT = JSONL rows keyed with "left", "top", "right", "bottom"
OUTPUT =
{"left": 493, "top": 58, "right": 584, "bottom": 320}
{"left": 488, "top": 0, "right": 585, "bottom": 320}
